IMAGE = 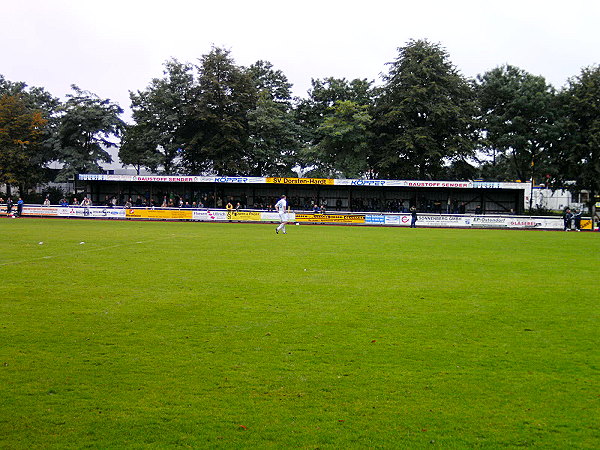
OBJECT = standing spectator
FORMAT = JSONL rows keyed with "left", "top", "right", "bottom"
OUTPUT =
{"left": 6, "top": 198, "right": 13, "bottom": 216}
{"left": 573, "top": 209, "right": 582, "bottom": 231}
{"left": 563, "top": 208, "right": 573, "bottom": 231}
{"left": 17, "top": 198, "right": 24, "bottom": 217}
{"left": 43, "top": 196, "right": 51, "bottom": 207}
{"left": 80, "top": 196, "right": 91, "bottom": 216}
{"left": 410, "top": 206, "right": 418, "bottom": 228}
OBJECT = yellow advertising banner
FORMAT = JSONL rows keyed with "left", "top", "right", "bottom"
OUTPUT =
{"left": 296, "top": 213, "right": 365, "bottom": 224}
{"left": 266, "top": 177, "right": 334, "bottom": 185}
{"left": 125, "top": 209, "right": 193, "bottom": 220}
{"left": 581, "top": 219, "right": 592, "bottom": 230}
{"left": 226, "top": 211, "right": 262, "bottom": 221}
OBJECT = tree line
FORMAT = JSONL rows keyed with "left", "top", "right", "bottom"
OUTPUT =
{"left": 1, "top": 39, "right": 599, "bottom": 209}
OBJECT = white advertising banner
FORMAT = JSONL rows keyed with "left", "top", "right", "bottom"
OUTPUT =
{"left": 78, "top": 173, "right": 526, "bottom": 190}
{"left": 378, "top": 214, "right": 563, "bottom": 229}
{"left": 56, "top": 207, "right": 126, "bottom": 218}
{"left": 79, "top": 174, "right": 267, "bottom": 184}
{"left": 192, "top": 210, "right": 228, "bottom": 221}
{"left": 261, "top": 212, "right": 297, "bottom": 222}
{"left": 22, "top": 206, "right": 59, "bottom": 217}
{"left": 419, "top": 215, "right": 472, "bottom": 228}
{"left": 335, "top": 179, "right": 473, "bottom": 188}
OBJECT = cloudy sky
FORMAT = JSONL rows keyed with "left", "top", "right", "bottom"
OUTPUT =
{"left": 2, "top": 0, "right": 599, "bottom": 122}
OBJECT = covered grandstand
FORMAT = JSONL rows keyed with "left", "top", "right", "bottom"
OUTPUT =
{"left": 77, "top": 174, "right": 527, "bottom": 215}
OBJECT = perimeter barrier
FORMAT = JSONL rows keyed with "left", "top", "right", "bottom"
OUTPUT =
{"left": 2, "top": 204, "right": 595, "bottom": 230}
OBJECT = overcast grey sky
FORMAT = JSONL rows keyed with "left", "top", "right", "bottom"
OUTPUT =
{"left": 2, "top": 0, "right": 599, "bottom": 121}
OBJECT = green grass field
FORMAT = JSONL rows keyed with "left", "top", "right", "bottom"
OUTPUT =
{"left": 1, "top": 218, "right": 598, "bottom": 448}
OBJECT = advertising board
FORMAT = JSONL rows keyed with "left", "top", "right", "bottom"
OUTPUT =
{"left": 225, "top": 211, "right": 262, "bottom": 221}
{"left": 266, "top": 177, "right": 334, "bottom": 185}
{"left": 193, "top": 210, "right": 228, "bottom": 221}
{"left": 125, "top": 209, "right": 192, "bottom": 220}
{"left": 296, "top": 214, "right": 365, "bottom": 224}
{"left": 57, "top": 207, "right": 126, "bottom": 218}
{"left": 365, "top": 215, "right": 385, "bottom": 224}
{"left": 23, "top": 206, "right": 58, "bottom": 217}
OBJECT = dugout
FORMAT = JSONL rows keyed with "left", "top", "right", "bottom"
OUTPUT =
{"left": 77, "top": 174, "right": 526, "bottom": 214}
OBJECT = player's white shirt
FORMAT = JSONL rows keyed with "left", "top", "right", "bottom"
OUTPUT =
{"left": 275, "top": 198, "right": 287, "bottom": 214}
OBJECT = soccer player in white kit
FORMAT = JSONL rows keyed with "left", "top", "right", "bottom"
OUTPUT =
{"left": 275, "top": 195, "right": 288, "bottom": 234}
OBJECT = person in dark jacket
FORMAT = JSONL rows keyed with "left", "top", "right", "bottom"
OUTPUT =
{"left": 563, "top": 208, "right": 573, "bottom": 231}
{"left": 410, "top": 206, "right": 418, "bottom": 228}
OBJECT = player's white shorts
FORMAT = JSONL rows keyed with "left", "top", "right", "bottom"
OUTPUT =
{"left": 278, "top": 213, "right": 287, "bottom": 223}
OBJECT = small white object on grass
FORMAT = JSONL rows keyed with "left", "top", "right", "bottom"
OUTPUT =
{"left": 38, "top": 242, "right": 44, "bottom": 245}
{"left": 79, "top": 241, "right": 85, "bottom": 245}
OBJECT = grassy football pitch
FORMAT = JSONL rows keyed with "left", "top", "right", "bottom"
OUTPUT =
{"left": 1, "top": 218, "right": 598, "bottom": 448}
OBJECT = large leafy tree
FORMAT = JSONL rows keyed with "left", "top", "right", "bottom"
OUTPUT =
{"left": 186, "top": 47, "right": 256, "bottom": 175}
{"left": 0, "top": 76, "right": 59, "bottom": 193}
{"left": 119, "top": 124, "right": 162, "bottom": 174}
{"left": 246, "top": 60, "right": 300, "bottom": 176}
{"left": 316, "top": 100, "right": 373, "bottom": 178}
{"left": 0, "top": 94, "right": 48, "bottom": 195}
{"left": 372, "top": 39, "right": 479, "bottom": 179}
{"left": 552, "top": 66, "right": 600, "bottom": 221}
{"left": 123, "top": 59, "right": 195, "bottom": 174}
{"left": 296, "top": 77, "right": 374, "bottom": 176}
{"left": 476, "top": 65, "right": 558, "bottom": 184}
{"left": 54, "top": 85, "right": 125, "bottom": 180}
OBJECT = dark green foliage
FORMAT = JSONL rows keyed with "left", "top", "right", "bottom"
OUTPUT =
{"left": 552, "top": 66, "right": 600, "bottom": 211}
{"left": 476, "top": 65, "right": 558, "bottom": 183}
{"left": 53, "top": 85, "right": 124, "bottom": 181}
{"left": 247, "top": 89, "right": 300, "bottom": 176}
{"left": 246, "top": 61, "right": 301, "bottom": 176}
{"left": 124, "top": 59, "right": 195, "bottom": 174}
{"left": 373, "top": 40, "right": 479, "bottom": 179}
{"left": 185, "top": 47, "right": 257, "bottom": 175}
{"left": 0, "top": 76, "right": 60, "bottom": 191}
{"left": 316, "top": 100, "right": 373, "bottom": 178}
{"left": 2, "top": 41, "right": 600, "bottom": 194}
{"left": 118, "top": 124, "right": 163, "bottom": 174}
{"left": 296, "top": 77, "right": 375, "bottom": 176}
{"left": 0, "top": 95, "right": 48, "bottom": 193}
